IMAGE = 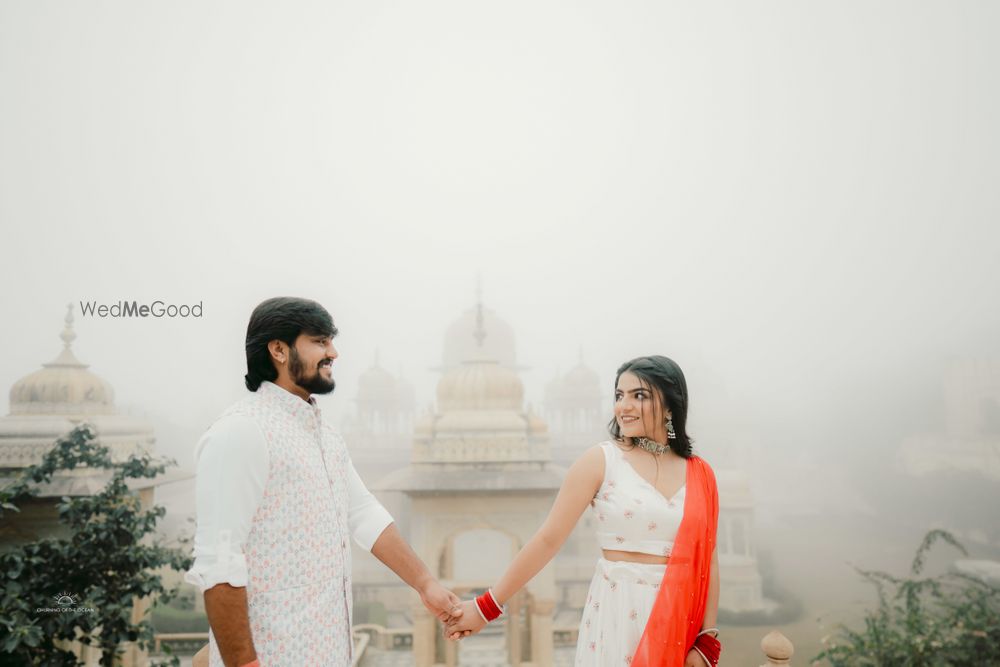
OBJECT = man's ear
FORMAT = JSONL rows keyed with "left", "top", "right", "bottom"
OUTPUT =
{"left": 267, "top": 339, "right": 287, "bottom": 365}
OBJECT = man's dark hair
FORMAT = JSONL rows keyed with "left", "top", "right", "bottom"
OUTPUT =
{"left": 244, "top": 297, "right": 337, "bottom": 391}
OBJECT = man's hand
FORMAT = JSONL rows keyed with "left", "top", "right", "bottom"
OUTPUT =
{"left": 370, "top": 525, "right": 463, "bottom": 624}
{"left": 445, "top": 600, "right": 485, "bottom": 640}
{"left": 418, "top": 578, "right": 463, "bottom": 624}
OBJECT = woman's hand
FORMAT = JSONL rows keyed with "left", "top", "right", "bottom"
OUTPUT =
{"left": 685, "top": 648, "right": 708, "bottom": 667}
{"left": 444, "top": 600, "right": 486, "bottom": 640}
{"left": 418, "top": 578, "right": 463, "bottom": 624}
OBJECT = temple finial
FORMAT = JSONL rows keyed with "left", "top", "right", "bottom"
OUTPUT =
{"left": 46, "top": 303, "right": 85, "bottom": 368}
{"left": 60, "top": 303, "right": 76, "bottom": 350}
{"left": 473, "top": 275, "right": 486, "bottom": 347}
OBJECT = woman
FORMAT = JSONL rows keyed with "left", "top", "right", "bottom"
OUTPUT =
{"left": 446, "top": 355, "right": 721, "bottom": 666}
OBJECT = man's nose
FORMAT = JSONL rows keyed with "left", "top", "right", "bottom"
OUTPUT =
{"left": 326, "top": 343, "right": 338, "bottom": 360}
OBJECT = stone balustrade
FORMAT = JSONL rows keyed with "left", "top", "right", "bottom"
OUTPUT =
{"left": 164, "top": 627, "right": 796, "bottom": 665}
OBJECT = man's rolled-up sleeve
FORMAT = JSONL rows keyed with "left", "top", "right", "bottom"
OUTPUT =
{"left": 347, "top": 458, "right": 394, "bottom": 551}
{"left": 184, "top": 416, "right": 269, "bottom": 592}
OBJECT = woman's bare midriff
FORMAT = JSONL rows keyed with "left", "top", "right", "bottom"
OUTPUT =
{"left": 602, "top": 549, "right": 668, "bottom": 565}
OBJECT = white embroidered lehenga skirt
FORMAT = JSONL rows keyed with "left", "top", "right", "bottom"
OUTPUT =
{"left": 574, "top": 558, "right": 668, "bottom": 666}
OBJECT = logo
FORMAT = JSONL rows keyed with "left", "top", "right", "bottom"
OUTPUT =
{"left": 35, "top": 591, "right": 95, "bottom": 614}
{"left": 53, "top": 591, "right": 78, "bottom": 607}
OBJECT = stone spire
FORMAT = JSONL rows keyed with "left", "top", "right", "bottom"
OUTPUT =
{"left": 48, "top": 303, "right": 85, "bottom": 368}
{"left": 473, "top": 276, "right": 486, "bottom": 348}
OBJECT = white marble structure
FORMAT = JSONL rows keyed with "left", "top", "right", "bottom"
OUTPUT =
{"left": 0, "top": 304, "right": 159, "bottom": 667}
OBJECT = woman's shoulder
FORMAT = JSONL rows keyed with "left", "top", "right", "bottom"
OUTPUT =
{"left": 687, "top": 454, "right": 718, "bottom": 485}
{"left": 580, "top": 441, "right": 615, "bottom": 462}
{"left": 604, "top": 438, "right": 631, "bottom": 453}
{"left": 565, "top": 443, "right": 614, "bottom": 489}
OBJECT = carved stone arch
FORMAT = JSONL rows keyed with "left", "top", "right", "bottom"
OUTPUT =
{"left": 437, "top": 522, "right": 522, "bottom": 581}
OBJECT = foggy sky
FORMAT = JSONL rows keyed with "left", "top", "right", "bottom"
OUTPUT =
{"left": 1, "top": 0, "right": 998, "bottom": 478}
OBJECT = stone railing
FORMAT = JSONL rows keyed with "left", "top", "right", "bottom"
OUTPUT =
{"left": 154, "top": 633, "right": 208, "bottom": 666}
{"left": 352, "top": 631, "right": 370, "bottom": 667}
{"left": 158, "top": 627, "right": 796, "bottom": 666}
{"left": 552, "top": 625, "right": 579, "bottom": 647}
{"left": 352, "top": 623, "right": 415, "bottom": 651}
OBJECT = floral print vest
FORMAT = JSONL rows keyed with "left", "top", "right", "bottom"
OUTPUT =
{"left": 208, "top": 382, "right": 353, "bottom": 666}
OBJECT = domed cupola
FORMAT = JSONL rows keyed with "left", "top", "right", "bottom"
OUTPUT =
{"left": 436, "top": 361, "right": 524, "bottom": 411}
{"left": 10, "top": 305, "right": 115, "bottom": 416}
{"left": 441, "top": 284, "right": 518, "bottom": 370}
{"left": 356, "top": 350, "right": 398, "bottom": 403}
{"left": 1, "top": 304, "right": 155, "bottom": 474}
{"left": 562, "top": 352, "right": 602, "bottom": 400}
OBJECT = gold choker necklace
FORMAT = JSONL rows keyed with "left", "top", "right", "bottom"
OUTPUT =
{"left": 634, "top": 437, "right": 671, "bottom": 455}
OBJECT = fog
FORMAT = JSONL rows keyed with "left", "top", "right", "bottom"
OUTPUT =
{"left": 2, "top": 1, "right": 998, "bottom": 662}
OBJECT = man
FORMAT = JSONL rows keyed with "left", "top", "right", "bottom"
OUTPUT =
{"left": 186, "top": 297, "right": 461, "bottom": 666}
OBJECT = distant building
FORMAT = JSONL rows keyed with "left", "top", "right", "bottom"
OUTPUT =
{"left": 0, "top": 305, "right": 159, "bottom": 667}
{"left": 542, "top": 352, "right": 606, "bottom": 468}
{"left": 346, "top": 291, "right": 770, "bottom": 666}
{"left": 341, "top": 350, "right": 416, "bottom": 481}
{"left": 376, "top": 296, "right": 561, "bottom": 666}
{"left": 898, "top": 358, "right": 1000, "bottom": 480}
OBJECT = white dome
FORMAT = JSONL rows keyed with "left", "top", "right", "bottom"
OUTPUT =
{"left": 442, "top": 304, "right": 517, "bottom": 368}
{"left": 437, "top": 361, "right": 523, "bottom": 411}
{"left": 10, "top": 354, "right": 116, "bottom": 416}
{"left": 562, "top": 362, "right": 602, "bottom": 398}
{"left": 1, "top": 306, "right": 156, "bottom": 472}
{"left": 357, "top": 364, "right": 397, "bottom": 402}
{"left": 8, "top": 307, "right": 115, "bottom": 416}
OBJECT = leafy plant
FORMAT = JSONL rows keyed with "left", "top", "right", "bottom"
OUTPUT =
{"left": 0, "top": 424, "right": 192, "bottom": 666}
{"left": 815, "top": 529, "right": 1000, "bottom": 666}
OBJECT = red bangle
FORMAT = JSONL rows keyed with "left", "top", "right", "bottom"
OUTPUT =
{"left": 692, "top": 634, "right": 721, "bottom": 666}
{"left": 474, "top": 590, "right": 504, "bottom": 622}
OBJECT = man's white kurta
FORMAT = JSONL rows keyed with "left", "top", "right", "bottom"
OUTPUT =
{"left": 185, "top": 381, "right": 393, "bottom": 667}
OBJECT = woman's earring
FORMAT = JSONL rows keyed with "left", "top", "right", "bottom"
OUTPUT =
{"left": 666, "top": 417, "right": 677, "bottom": 440}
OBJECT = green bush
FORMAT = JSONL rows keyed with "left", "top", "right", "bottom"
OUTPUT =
{"left": 0, "top": 425, "right": 192, "bottom": 667}
{"left": 815, "top": 529, "right": 1000, "bottom": 666}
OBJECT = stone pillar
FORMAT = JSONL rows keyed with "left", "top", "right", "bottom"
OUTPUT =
{"left": 529, "top": 598, "right": 555, "bottom": 666}
{"left": 443, "top": 629, "right": 457, "bottom": 667}
{"left": 413, "top": 605, "right": 436, "bottom": 667}
{"left": 506, "top": 593, "right": 522, "bottom": 666}
{"left": 410, "top": 594, "right": 453, "bottom": 667}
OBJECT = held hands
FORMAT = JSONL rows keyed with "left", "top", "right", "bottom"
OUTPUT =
{"left": 444, "top": 600, "right": 485, "bottom": 640}
{"left": 418, "top": 578, "right": 464, "bottom": 625}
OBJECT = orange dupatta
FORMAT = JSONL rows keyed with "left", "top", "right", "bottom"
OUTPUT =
{"left": 631, "top": 456, "right": 719, "bottom": 667}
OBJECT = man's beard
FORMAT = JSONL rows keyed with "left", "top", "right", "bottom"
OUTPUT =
{"left": 289, "top": 347, "right": 335, "bottom": 395}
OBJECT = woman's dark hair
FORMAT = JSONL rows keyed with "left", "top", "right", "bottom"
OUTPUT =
{"left": 244, "top": 297, "right": 337, "bottom": 391}
{"left": 607, "top": 355, "right": 693, "bottom": 458}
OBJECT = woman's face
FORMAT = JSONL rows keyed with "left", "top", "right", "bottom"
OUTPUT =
{"left": 614, "top": 371, "right": 670, "bottom": 441}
